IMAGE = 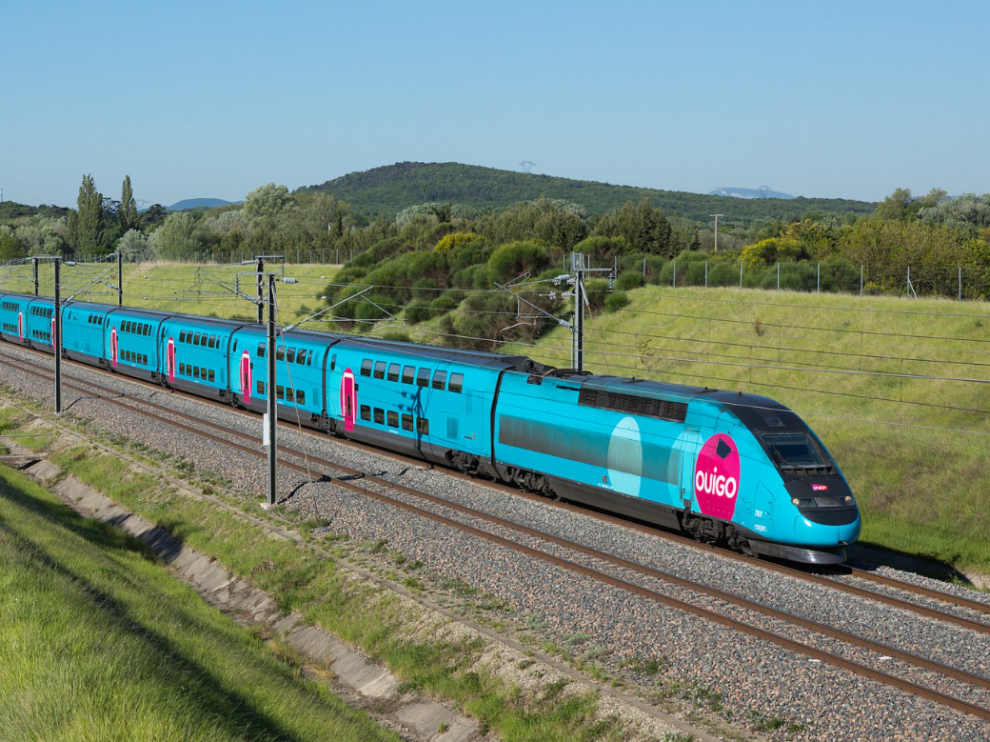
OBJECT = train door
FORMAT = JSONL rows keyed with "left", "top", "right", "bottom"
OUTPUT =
{"left": 676, "top": 429, "right": 702, "bottom": 512}
{"left": 340, "top": 368, "right": 356, "bottom": 433}
{"left": 239, "top": 350, "right": 252, "bottom": 405}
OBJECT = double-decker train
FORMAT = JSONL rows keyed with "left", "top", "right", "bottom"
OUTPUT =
{"left": 0, "top": 290, "right": 861, "bottom": 564}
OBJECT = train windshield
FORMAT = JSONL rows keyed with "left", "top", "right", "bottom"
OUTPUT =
{"left": 762, "top": 433, "right": 827, "bottom": 468}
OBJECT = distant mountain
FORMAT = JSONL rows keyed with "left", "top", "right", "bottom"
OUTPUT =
{"left": 708, "top": 187, "right": 795, "bottom": 200}
{"left": 299, "top": 162, "right": 874, "bottom": 225}
{"left": 166, "top": 198, "right": 236, "bottom": 211}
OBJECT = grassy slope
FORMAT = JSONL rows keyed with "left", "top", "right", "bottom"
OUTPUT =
{"left": 3, "top": 262, "right": 336, "bottom": 325}
{"left": 299, "top": 162, "right": 876, "bottom": 222}
{"left": 0, "top": 465, "right": 398, "bottom": 742}
{"left": 497, "top": 286, "right": 990, "bottom": 573}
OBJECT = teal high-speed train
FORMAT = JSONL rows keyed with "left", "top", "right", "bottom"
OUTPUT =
{"left": 0, "top": 290, "right": 860, "bottom": 564}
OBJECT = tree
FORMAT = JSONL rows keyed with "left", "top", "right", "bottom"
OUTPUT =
{"left": 243, "top": 183, "right": 297, "bottom": 223}
{"left": 141, "top": 204, "right": 167, "bottom": 229}
{"left": 873, "top": 188, "right": 918, "bottom": 221}
{"left": 593, "top": 199, "right": 673, "bottom": 256}
{"left": 148, "top": 212, "right": 201, "bottom": 259}
{"left": 0, "top": 227, "right": 26, "bottom": 260}
{"left": 67, "top": 174, "right": 107, "bottom": 257}
{"left": 119, "top": 176, "right": 139, "bottom": 234}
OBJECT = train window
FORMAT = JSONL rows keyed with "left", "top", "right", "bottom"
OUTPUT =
{"left": 194, "top": 333, "right": 202, "bottom": 345}
{"left": 449, "top": 373, "right": 464, "bottom": 393}
{"left": 762, "top": 433, "right": 827, "bottom": 469}
{"left": 257, "top": 343, "right": 265, "bottom": 358}
{"left": 286, "top": 348, "right": 296, "bottom": 364}
{"left": 330, "top": 354, "right": 336, "bottom": 371}
{"left": 402, "top": 365, "right": 414, "bottom": 384}
{"left": 193, "top": 367, "right": 200, "bottom": 379}
{"left": 296, "top": 389, "right": 305, "bottom": 404}
{"left": 179, "top": 331, "right": 185, "bottom": 343}
{"left": 360, "top": 405, "right": 371, "bottom": 421}
{"left": 257, "top": 381, "right": 265, "bottom": 395}
{"left": 417, "top": 417, "right": 429, "bottom": 436}
{"left": 307, "top": 350, "right": 315, "bottom": 365}
{"left": 361, "top": 359, "right": 372, "bottom": 377}
{"left": 208, "top": 370, "right": 215, "bottom": 382}
{"left": 417, "top": 368, "right": 430, "bottom": 387}
{"left": 387, "top": 363, "right": 400, "bottom": 381}
{"left": 276, "top": 385, "right": 284, "bottom": 399}
{"left": 276, "top": 346, "right": 285, "bottom": 361}
{"left": 373, "top": 408, "right": 384, "bottom": 425}
{"left": 210, "top": 334, "right": 218, "bottom": 347}
{"left": 374, "top": 361, "right": 386, "bottom": 379}
{"left": 401, "top": 414, "right": 413, "bottom": 431}
{"left": 387, "top": 411, "right": 398, "bottom": 427}
{"left": 179, "top": 363, "right": 185, "bottom": 374}
{"left": 232, "top": 340, "right": 237, "bottom": 352}
{"left": 432, "top": 370, "right": 447, "bottom": 390}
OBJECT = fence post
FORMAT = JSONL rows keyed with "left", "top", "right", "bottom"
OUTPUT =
{"left": 959, "top": 267, "right": 962, "bottom": 301}
{"left": 739, "top": 261, "right": 743, "bottom": 288}
{"left": 643, "top": 257, "right": 646, "bottom": 278}
{"left": 860, "top": 265, "right": 863, "bottom": 297}
{"left": 776, "top": 262, "right": 780, "bottom": 291}
{"left": 672, "top": 259, "right": 676, "bottom": 288}
{"left": 705, "top": 260, "right": 708, "bottom": 288}
{"left": 817, "top": 263, "right": 821, "bottom": 294}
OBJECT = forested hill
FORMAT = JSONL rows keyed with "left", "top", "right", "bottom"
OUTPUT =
{"left": 299, "top": 162, "right": 876, "bottom": 224}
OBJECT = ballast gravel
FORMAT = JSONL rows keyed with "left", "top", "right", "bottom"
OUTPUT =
{"left": 1, "top": 343, "right": 989, "bottom": 742}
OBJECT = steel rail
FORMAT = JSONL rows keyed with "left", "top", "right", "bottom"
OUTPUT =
{"left": 1, "top": 351, "right": 990, "bottom": 721}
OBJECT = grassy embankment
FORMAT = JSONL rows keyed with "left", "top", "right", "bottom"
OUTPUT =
{"left": 0, "top": 461, "right": 400, "bottom": 742}
{"left": 0, "top": 404, "right": 645, "bottom": 742}
{"left": 492, "top": 285, "right": 990, "bottom": 575}
{"left": 4, "top": 261, "right": 336, "bottom": 325}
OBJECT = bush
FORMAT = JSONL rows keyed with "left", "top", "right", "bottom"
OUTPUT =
{"left": 381, "top": 329, "right": 410, "bottom": 342}
{"left": 430, "top": 295, "right": 458, "bottom": 312}
{"left": 405, "top": 302, "right": 433, "bottom": 325}
{"left": 604, "top": 291, "right": 630, "bottom": 312}
{"left": 487, "top": 240, "right": 549, "bottom": 284}
{"left": 583, "top": 279, "right": 610, "bottom": 310}
{"left": 412, "top": 277, "right": 438, "bottom": 300}
{"left": 615, "top": 271, "right": 644, "bottom": 290}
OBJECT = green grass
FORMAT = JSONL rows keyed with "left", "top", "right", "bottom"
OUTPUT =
{"left": 5, "top": 261, "right": 337, "bottom": 325}
{"left": 500, "top": 285, "right": 990, "bottom": 574}
{"left": 45, "top": 445, "right": 627, "bottom": 742}
{"left": 0, "top": 464, "right": 399, "bottom": 742}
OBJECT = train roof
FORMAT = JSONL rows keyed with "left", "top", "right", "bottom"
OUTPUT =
{"left": 333, "top": 334, "right": 549, "bottom": 373}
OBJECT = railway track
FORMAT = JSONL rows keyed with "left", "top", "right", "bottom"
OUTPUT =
{"left": 4, "top": 342, "right": 988, "bottom": 632}
{"left": 2, "top": 346, "right": 990, "bottom": 723}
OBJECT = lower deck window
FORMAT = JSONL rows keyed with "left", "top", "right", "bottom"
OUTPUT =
{"left": 402, "top": 414, "right": 413, "bottom": 431}
{"left": 417, "top": 417, "right": 429, "bottom": 435}
{"left": 360, "top": 405, "right": 370, "bottom": 421}
{"left": 374, "top": 408, "right": 384, "bottom": 424}
{"left": 256, "top": 381, "right": 265, "bottom": 395}
{"left": 387, "top": 410, "right": 398, "bottom": 428}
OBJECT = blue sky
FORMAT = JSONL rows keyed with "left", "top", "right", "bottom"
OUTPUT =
{"left": 1, "top": 0, "right": 987, "bottom": 207}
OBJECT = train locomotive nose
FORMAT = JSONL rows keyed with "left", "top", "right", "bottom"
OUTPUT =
{"left": 785, "top": 478, "right": 861, "bottom": 546}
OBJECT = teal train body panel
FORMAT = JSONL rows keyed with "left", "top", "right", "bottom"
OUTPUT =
{"left": 0, "top": 291, "right": 859, "bottom": 563}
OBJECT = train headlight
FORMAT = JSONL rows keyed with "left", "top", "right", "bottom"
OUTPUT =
{"left": 844, "top": 495, "right": 854, "bottom": 503}
{"left": 792, "top": 498, "right": 800, "bottom": 505}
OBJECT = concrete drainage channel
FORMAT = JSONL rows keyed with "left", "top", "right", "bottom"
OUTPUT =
{"left": 0, "top": 412, "right": 719, "bottom": 742}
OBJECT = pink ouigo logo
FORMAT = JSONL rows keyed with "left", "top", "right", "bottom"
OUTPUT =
{"left": 694, "top": 434, "right": 741, "bottom": 520}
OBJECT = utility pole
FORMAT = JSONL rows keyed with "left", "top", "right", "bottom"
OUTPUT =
{"left": 117, "top": 251, "right": 123, "bottom": 306}
{"left": 265, "top": 272, "right": 277, "bottom": 507}
{"left": 54, "top": 259, "right": 62, "bottom": 415}
{"left": 32, "top": 257, "right": 39, "bottom": 296}
{"left": 710, "top": 214, "right": 724, "bottom": 252}
{"left": 256, "top": 257, "right": 265, "bottom": 324}
{"left": 571, "top": 252, "right": 585, "bottom": 372}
